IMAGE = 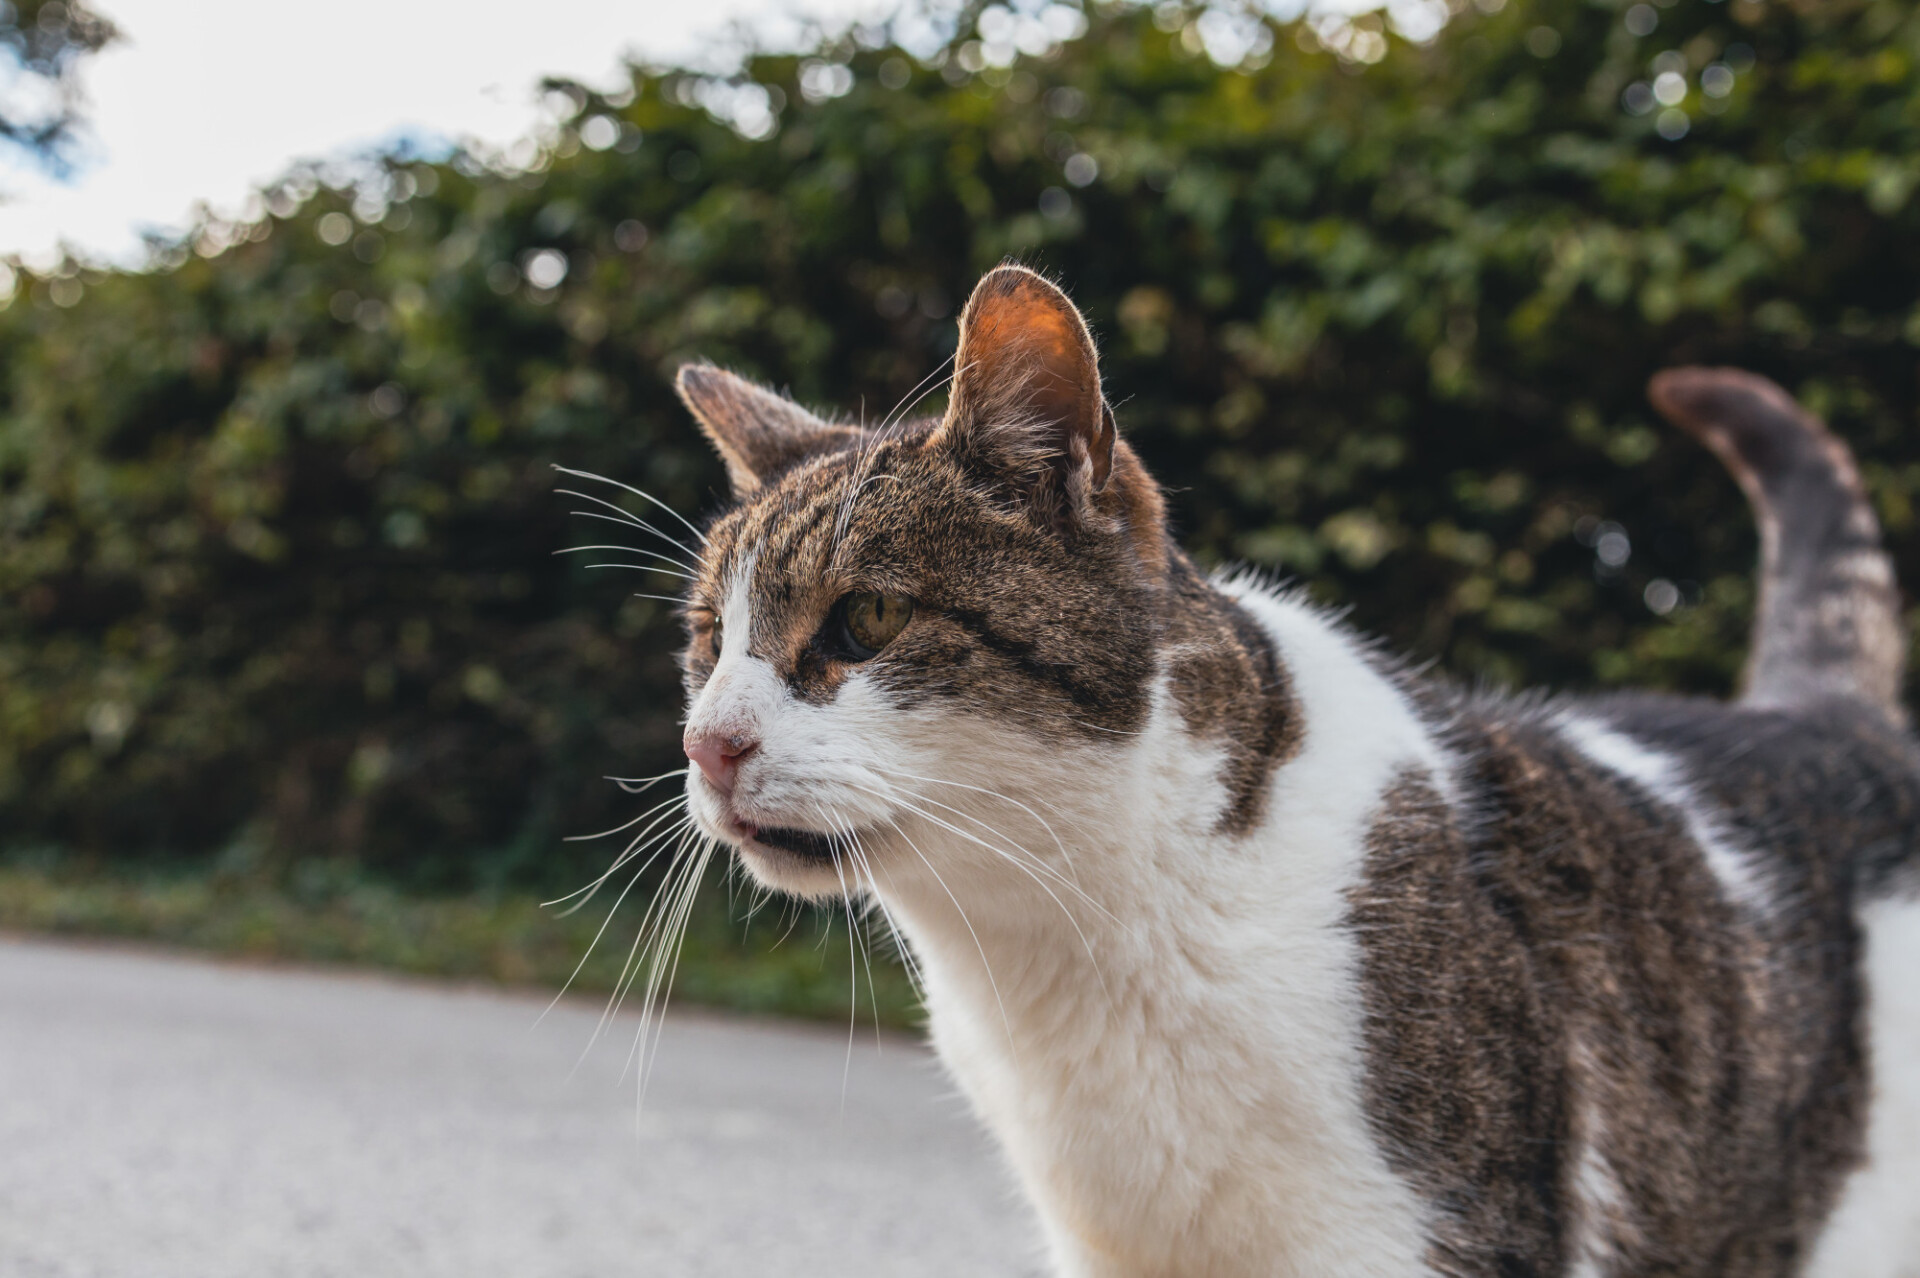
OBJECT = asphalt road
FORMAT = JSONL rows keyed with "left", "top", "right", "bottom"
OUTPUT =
{"left": 0, "top": 936, "right": 1038, "bottom": 1277}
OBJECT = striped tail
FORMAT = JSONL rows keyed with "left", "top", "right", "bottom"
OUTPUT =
{"left": 1649, "top": 367, "right": 1907, "bottom": 724}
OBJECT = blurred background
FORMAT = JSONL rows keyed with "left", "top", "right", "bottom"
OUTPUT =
{"left": 2, "top": 0, "right": 1918, "bottom": 1026}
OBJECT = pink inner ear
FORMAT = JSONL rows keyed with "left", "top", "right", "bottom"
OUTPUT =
{"left": 949, "top": 270, "right": 1111, "bottom": 489}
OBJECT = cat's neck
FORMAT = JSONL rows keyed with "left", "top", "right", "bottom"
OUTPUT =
{"left": 869, "top": 577, "right": 1447, "bottom": 1273}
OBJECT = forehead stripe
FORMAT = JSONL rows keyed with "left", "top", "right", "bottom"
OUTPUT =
{"left": 767, "top": 494, "right": 840, "bottom": 577}
{"left": 946, "top": 608, "right": 1125, "bottom": 714}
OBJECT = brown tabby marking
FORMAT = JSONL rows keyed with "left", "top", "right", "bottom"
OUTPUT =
{"left": 1351, "top": 694, "right": 1902, "bottom": 1277}
{"left": 683, "top": 434, "right": 1300, "bottom": 827}
{"left": 1163, "top": 560, "right": 1302, "bottom": 834}
{"left": 683, "top": 425, "right": 1163, "bottom": 736}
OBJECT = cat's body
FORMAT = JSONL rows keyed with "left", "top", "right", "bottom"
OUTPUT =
{"left": 662, "top": 266, "right": 1920, "bottom": 1276}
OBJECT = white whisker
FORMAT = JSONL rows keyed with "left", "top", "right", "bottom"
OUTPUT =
{"left": 552, "top": 541, "right": 695, "bottom": 568}
{"left": 607, "top": 768, "right": 690, "bottom": 795}
{"left": 881, "top": 791, "right": 1108, "bottom": 991}
{"left": 556, "top": 487, "right": 704, "bottom": 560}
{"left": 548, "top": 803, "right": 694, "bottom": 913}
{"left": 882, "top": 814, "right": 1016, "bottom": 1059}
{"left": 878, "top": 353, "right": 956, "bottom": 434}
{"left": 632, "top": 839, "right": 717, "bottom": 1116}
{"left": 552, "top": 464, "right": 708, "bottom": 546}
{"left": 838, "top": 831, "right": 895, "bottom": 1049}
{"left": 849, "top": 779, "right": 1107, "bottom": 923}
{"left": 581, "top": 563, "right": 696, "bottom": 581}
{"left": 867, "top": 764, "right": 1093, "bottom": 892}
{"left": 828, "top": 831, "right": 860, "bottom": 1110}
{"left": 576, "top": 826, "right": 701, "bottom": 1079}
{"left": 559, "top": 790, "right": 689, "bottom": 846}
{"left": 534, "top": 816, "right": 693, "bottom": 1032}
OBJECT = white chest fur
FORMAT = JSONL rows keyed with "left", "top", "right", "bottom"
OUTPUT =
{"left": 877, "top": 586, "right": 1445, "bottom": 1278}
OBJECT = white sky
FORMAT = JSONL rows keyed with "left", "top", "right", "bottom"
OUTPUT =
{"left": 0, "top": 0, "right": 887, "bottom": 268}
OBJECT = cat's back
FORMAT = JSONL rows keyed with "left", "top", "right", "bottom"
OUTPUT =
{"left": 1562, "top": 691, "right": 1920, "bottom": 1277}
{"left": 1348, "top": 681, "right": 1920, "bottom": 1276}
{"left": 1571, "top": 691, "right": 1920, "bottom": 902}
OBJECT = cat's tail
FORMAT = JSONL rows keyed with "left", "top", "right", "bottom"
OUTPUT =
{"left": 1649, "top": 367, "right": 1906, "bottom": 723}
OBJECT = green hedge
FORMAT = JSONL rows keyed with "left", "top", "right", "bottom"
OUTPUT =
{"left": 5, "top": 0, "right": 1919, "bottom": 889}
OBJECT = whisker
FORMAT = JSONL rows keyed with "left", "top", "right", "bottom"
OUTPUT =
{"left": 741, "top": 880, "right": 775, "bottom": 925}
{"left": 607, "top": 767, "right": 690, "bottom": 795}
{"left": 867, "top": 764, "right": 1090, "bottom": 888}
{"left": 829, "top": 360, "right": 958, "bottom": 558}
{"left": 560, "top": 790, "right": 689, "bottom": 846}
{"left": 566, "top": 825, "right": 702, "bottom": 1082}
{"left": 582, "top": 563, "right": 696, "bottom": 581}
{"left": 556, "top": 487, "right": 703, "bottom": 560}
{"left": 554, "top": 544, "right": 699, "bottom": 574}
{"left": 534, "top": 818, "right": 691, "bottom": 1030}
{"left": 770, "top": 896, "right": 807, "bottom": 949}
{"left": 850, "top": 779, "right": 1107, "bottom": 920}
{"left": 828, "top": 831, "right": 860, "bottom": 1110}
{"left": 608, "top": 828, "right": 702, "bottom": 1021}
{"left": 547, "top": 802, "right": 695, "bottom": 913}
{"left": 633, "top": 839, "right": 717, "bottom": 1116}
{"left": 849, "top": 782, "right": 1110, "bottom": 1003}
{"left": 878, "top": 352, "right": 956, "bottom": 435}
{"left": 552, "top": 464, "right": 708, "bottom": 546}
{"left": 881, "top": 790, "right": 1108, "bottom": 980}
{"left": 854, "top": 842, "right": 930, "bottom": 1004}
{"left": 881, "top": 814, "right": 1017, "bottom": 1058}
{"left": 563, "top": 511, "right": 704, "bottom": 566}
{"left": 837, "top": 829, "right": 892, "bottom": 1048}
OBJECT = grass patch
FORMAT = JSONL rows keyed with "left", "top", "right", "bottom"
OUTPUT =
{"left": 0, "top": 859, "right": 920, "bottom": 1029}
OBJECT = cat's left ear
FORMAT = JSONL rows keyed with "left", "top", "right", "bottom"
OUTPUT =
{"left": 934, "top": 265, "right": 1117, "bottom": 527}
{"left": 676, "top": 364, "right": 863, "bottom": 498}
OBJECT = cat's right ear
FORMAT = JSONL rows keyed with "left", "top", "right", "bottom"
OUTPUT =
{"left": 933, "top": 265, "right": 1117, "bottom": 532}
{"left": 675, "top": 364, "right": 862, "bottom": 498}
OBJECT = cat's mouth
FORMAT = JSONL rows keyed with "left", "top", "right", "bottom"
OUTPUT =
{"left": 733, "top": 822, "right": 840, "bottom": 862}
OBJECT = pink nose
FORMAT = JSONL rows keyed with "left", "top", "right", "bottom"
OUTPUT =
{"left": 685, "top": 731, "right": 759, "bottom": 796}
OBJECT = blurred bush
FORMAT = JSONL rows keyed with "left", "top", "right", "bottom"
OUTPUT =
{"left": 4, "top": 0, "right": 1920, "bottom": 890}
{"left": 0, "top": 0, "right": 117, "bottom": 167}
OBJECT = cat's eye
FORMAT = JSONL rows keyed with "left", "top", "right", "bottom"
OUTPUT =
{"left": 840, "top": 592, "right": 914, "bottom": 659}
{"left": 691, "top": 611, "right": 721, "bottom": 662}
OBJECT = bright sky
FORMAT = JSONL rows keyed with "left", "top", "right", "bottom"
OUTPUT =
{"left": 0, "top": 0, "right": 889, "bottom": 268}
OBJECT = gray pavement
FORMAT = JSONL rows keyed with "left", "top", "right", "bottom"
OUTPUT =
{"left": 0, "top": 936, "right": 1038, "bottom": 1277}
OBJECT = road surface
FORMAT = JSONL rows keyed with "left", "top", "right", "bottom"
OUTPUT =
{"left": 0, "top": 936, "right": 1039, "bottom": 1277}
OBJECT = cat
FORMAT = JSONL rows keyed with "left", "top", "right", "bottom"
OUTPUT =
{"left": 662, "top": 263, "right": 1920, "bottom": 1277}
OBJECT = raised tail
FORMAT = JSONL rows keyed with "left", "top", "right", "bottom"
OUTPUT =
{"left": 1649, "top": 367, "right": 1907, "bottom": 724}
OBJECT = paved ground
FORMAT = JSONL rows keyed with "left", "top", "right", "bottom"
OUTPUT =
{"left": 0, "top": 936, "right": 1039, "bottom": 1277}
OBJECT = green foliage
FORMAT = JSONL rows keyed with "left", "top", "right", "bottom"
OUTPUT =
{"left": 0, "top": 0, "right": 115, "bottom": 165}
{"left": 6, "top": 0, "right": 1920, "bottom": 892}
{"left": 0, "top": 858, "right": 919, "bottom": 1025}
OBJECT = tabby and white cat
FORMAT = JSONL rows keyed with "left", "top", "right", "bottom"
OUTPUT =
{"left": 665, "top": 264, "right": 1920, "bottom": 1276}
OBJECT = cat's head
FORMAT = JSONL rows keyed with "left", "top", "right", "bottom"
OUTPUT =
{"left": 673, "top": 265, "right": 1172, "bottom": 900}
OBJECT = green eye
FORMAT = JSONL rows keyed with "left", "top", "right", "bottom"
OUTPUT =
{"left": 841, "top": 592, "right": 914, "bottom": 659}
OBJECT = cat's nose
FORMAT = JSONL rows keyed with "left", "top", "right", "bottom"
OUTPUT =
{"left": 684, "top": 731, "right": 759, "bottom": 796}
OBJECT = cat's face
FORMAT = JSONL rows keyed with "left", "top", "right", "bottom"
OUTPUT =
{"left": 674, "top": 266, "right": 1170, "bottom": 900}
